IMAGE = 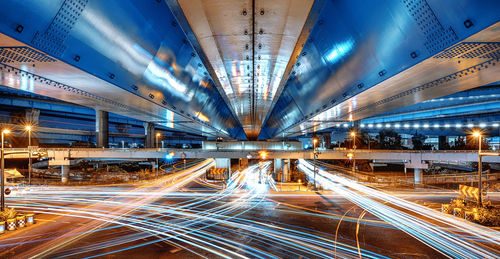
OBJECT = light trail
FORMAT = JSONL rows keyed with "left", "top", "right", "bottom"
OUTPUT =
{"left": 298, "top": 159, "right": 500, "bottom": 258}
{"left": 1, "top": 160, "right": 394, "bottom": 258}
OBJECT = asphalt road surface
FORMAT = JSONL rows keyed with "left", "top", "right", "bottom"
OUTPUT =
{"left": 0, "top": 159, "right": 498, "bottom": 258}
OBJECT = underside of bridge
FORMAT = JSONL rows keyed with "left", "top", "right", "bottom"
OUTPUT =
{"left": 0, "top": 0, "right": 499, "bottom": 141}
{"left": 2, "top": 2, "right": 500, "bottom": 258}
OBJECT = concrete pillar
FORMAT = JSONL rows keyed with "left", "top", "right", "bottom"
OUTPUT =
{"left": 274, "top": 159, "right": 283, "bottom": 180}
{"left": 414, "top": 168, "right": 422, "bottom": 186}
{"left": 438, "top": 136, "right": 448, "bottom": 150}
{"left": 282, "top": 159, "right": 289, "bottom": 183}
{"left": 61, "top": 165, "right": 69, "bottom": 184}
{"left": 143, "top": 122, "right": 155, "bottom": 148}
{"left": 96, "top": 110, "right": 109, "bottom": 148}
{"left": 287, "top": 159, "right": 291, "bottom": 182}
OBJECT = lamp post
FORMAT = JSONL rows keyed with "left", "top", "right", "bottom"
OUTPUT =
{"left": 155, "top": 132, "right": 161, "bottom": 178}
{"left": 351, "top": 131, "right": 356, "bottom": 173}
{"left": 473, "top": 131, "right": 483, "bottom": 205}
{"left": 313, "top": 137, "right": 318, "bottom": 190}
{"left": 26, "top": 125, "right": 32, "bottom": 186}
{"left": 1, "top": 129, "right": 10, "bottom": 211}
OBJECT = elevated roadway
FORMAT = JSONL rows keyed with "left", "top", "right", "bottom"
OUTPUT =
{"left": 4, "top": 148, "right": 500, "bottom": 164}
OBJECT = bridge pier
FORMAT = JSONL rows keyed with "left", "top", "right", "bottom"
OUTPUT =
{"left": 274, "top": 159, "right": 282, "bottom": 181}
{"left": 414, "top": 168, "right": 422, "bottom": 186}
{"left": 438, "top": 136, "right": 448, "bottom": 150}
{"left": 283, "top": 159, "right": 290, "bottom": 183}
{"left": 96, "top": 110, "right": 109, "bottom": 148}
{"left": 61, "top": 165, "right": 69, "bottom": 184}
{"left": 143, "top": 122, "right": 155, "bottom": 148}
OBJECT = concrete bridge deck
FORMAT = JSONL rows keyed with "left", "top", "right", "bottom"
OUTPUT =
{"left": 4, "top": 148, "right": 500, "bottom": 164}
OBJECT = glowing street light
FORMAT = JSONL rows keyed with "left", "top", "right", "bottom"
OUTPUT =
{"left": 155, "top": 132, "right": 162, "bottom": 178}
{"left": 155, "top": 132, "right": 161, "bottom": 149}
{"left": 25, "top": 125, "right": 33, "bottom": 186}
{"left": 473, "top": 131, "right": 484, "bottom": 205}
{"left": 312, "top": 136, "right": 319, "bottom": 190}
{"left": 259, "top": 151, "right": 268, "bottom": 160}
{"left": 350, "top": 131, "right": 357, "bottom": 173}
{"left": 1, "top": 129, "right": 11, "bottom": 211}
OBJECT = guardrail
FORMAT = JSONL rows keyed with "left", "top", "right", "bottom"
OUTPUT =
{"left": 3, "top": 148, "right": 500, "bottom": 162}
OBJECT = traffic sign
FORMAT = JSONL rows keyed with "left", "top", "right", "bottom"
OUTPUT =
{"left": 459, "top": 184, "right": 479, "bottom": 201}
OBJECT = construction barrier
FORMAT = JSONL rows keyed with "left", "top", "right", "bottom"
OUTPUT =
{"left": 26, "top": 214, "right": 35, "bottom": 225}
{"left": 17, "top": 215, "right": 26, "bottom": 228}
{"left": 464, "top": 210, "right": 474, "bottom": 221}
{"left": 453, "top": 208, "right": 463, "bottom": 218}
{"left": 459, "top": 184, "right": 479, "bottom": 201}
{"left": 6, "top": 219, "right": 16, "bottom": 231}
{"left": 207, "top": 168, "right": 228, "bottom": 180}
{"left": 441, "top": 204, "right": 451, "bottom": 214}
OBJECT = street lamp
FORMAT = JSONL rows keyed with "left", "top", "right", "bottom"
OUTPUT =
{"left": 473, "top": 131, "right": 483, "bottom": 205}
{"left": 313, "top": 137, "right": 318, "bottom": 190}
{"left": 155, "top": 132, "right": 161, "bottom": 178}
{"left": 155, "top": 132, "right": 161, "bottom": 149}
{"left": 25, "top": 125, "right": 32, "bottom": 186}
{"left": 351, "top": 131, "right": 356, "bottom": 173}
{"left": 1, "top": 129, "right": 11, "bottom": 211}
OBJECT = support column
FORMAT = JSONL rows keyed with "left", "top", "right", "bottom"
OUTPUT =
{"left": 282, "top": 159, "right": 289, "bottom": 183}
{"left": 61, "top": 165, "right": 69, "bottom": 184}
{"left": 96, "top": 110, "right": 109, "bottom": 148}
{"left": 274, "top": 159, "right": 283, "bottom": 181}
{"left": 438, "top": 136, "right": 448, "bottom": 150}
{"left": 414, "top": 168, "right": 422, "bottom": 186}
{"left": 143, "top": 122, "right": 155, "bottom": 148}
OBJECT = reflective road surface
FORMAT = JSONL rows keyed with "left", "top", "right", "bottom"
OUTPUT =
{"left": 0, "top": 159, "right": 499, "bottom": 258}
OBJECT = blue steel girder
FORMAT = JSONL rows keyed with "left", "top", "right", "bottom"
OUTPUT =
{"left": 287, "top": 85, "right": 500, "bottom": 137}
{"left": 368, "top": 84, "right": 500, "bottom": 117}
{"left": 361, "top": 85, "right": 500, "bottom": 124}
{"left": 0, "top": 0, "right": 246, "bottom": 139}
{"left": 260, "top": 0, "right": 500, "bottom": 139}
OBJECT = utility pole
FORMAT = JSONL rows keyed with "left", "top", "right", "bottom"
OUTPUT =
{"left": 26, "top": 126, "right": 32, "bottom": 186}
{"left": 351, "top": 131, "right": 356, "bottom": 173}
{"left": 473, "top": 131, "right": 483, "bottom": 206}
{"left": 155, "top": 132, "right": 161, "bottom": 179}
{"left": 1, "top": 129, "right": 10, "bottom": 211}
{"left": 313, "top": 136, "right": 318, "bottom": 190}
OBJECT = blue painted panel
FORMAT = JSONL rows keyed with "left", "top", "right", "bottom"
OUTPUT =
{"left": 0, "top": 0, "right": 245, "bottom": 139}
{"left": 260, "top": 0, "right": 500, "bottom": 139}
